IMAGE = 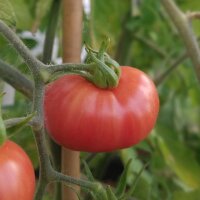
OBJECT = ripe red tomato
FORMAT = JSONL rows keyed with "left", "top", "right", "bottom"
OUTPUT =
{"left": 0, "top": 140, "right": 35, "bottom": 200}
{"left": 44, "top": 66, "right": 159, "bottom": 152}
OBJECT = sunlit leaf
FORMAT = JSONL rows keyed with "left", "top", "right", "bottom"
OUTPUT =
{"left": 9, "top": 0, "right": 34, "bottom": 29}
{"left": 32, "top": 0, "right": 52, "bottom": 32}
{"left": 90, "top": 0, "right": 130, "bottom": 54}
{"left": 0, "top": 0, "right": 16, "bottom": 27}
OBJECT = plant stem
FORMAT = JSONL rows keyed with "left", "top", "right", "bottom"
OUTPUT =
{"left": 49, "top": 169, "right": 98, "bottom": 190}
{"left": 187, "top": 11, "right": 200, "bottom": 20}
{"left": 0, "top": 93, "right": 7, "bottom": 145}
{"left": 46, "top": 63, "right": 94, "bottom": 74}
{"left": 42, "top": 0, "right": 61, "bottom": 64}
{"left": 42, "top": 0, "right": 62, "bottom": 199}
{"left": 161, "top": 0, "right": 200, "bottom": 83}
{"left": 132, "top": 34, "right": 167, "bottom": 58}
{"left": 0, "top": 59, "right": 33, "bottom": 99}
{"left": 115, "top": 14, "right": 133, "bottom": 64}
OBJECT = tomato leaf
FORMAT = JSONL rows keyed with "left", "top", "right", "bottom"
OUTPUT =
{"left": 90, "top": 0, "right": 130, "bottom": 54}
{"left": 115, "top": 159, "right": 132, "bottom": 198}
{"left": 9, "top": 0, "right": 34, "bottom": 29}
{"left": 0, "top": 0, "right": 16, "bottom": 27}
{"left": 106, "top": 185, "right": 118, "bottom": 200}
{"left": 32, "top": 0, "right": 52, "bottom": 32}
{"left": 127, "top": 162, "right": 149, "bottom": 197}
{"left": 82, "top": 159, "right": 95, "bottom": 182}
{"left": 5, "top": 112, "right": 35, "bottom": 137}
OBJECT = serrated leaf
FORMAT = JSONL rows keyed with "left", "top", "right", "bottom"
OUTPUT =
{"left": 115, "top": 159, "right": 132, "bottom": 198}
{"left": 0, "top": 0, "right": 16, "bottom": 27}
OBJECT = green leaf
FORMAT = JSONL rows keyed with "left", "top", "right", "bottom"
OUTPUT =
{"left": 9, "top": 0, "right": 34, "bottom": 29}
{"left": 115, "top": 159, "right": 132, "bottom": 198}
{"left": 5, "top": 112, "right": 35, "bottom": 136}
{"left": 127, "top": 162, "right": 149, "bottom": 197}
{"left": 32, "top": 0, "right": 52, "bottom": 32}
{"left": 106, "top": 186, "right": 117, "bottom": 200}
{"left": 156, "top": 130, "right": 200, "bottom": 189}
{"left": 90, "top": 0, "right": 130, "bottom": 55}
{"left": 172, "top": 190, "right": 200, "bottom": 200}
{"left": 91, "top": 183, "right": 108, "bottom": 200}
{"left": 82, "top": 159, "right": 95, "bottom": 181}
{"left": 120, "top": 148, "right": 152, "bottom": 200}
{"left": 0, "top": 0, "right": 16, "bottom": 27}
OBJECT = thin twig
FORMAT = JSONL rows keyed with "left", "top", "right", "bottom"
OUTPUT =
{"left": 187, "top": 11, "right": 200, "bottom": 20}
{"left": 132, "top": 34, "right": 167, "bottom": 58}
{"left": 161, "top": 0, "right": 200, "bottom": 83}
{"left": 154, "top": 51, "right": 188, "bottom": 86}
{"left": 0, "top": 59, "right": 33, "bottom": 99}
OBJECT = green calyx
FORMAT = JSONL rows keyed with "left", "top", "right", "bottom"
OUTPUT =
{"left": 42, "top": 39, "right": 121, "bottom": 89}
{"left": 0, "top": 93, "right": 7, "bottom": 146}
{"left": 85, "top": 39, "right": 121, "bottom": 89}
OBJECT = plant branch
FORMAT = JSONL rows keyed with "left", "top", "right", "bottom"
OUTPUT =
{"left": 49, "top": 168, "right": 98, "bottom": 191}
{"left": 187, "top": 11, "right": 200, "bottom": 20}
{"left": 154, "top": 51, "right": 188, "bottom": 86}
{"left": 161, "top": 0, "right": 200, "bottom": 83}
{"left": 42, "top": 1, "right": 62, "bottom": 199}
{"left": 132, "top": 34, "right": 167, "bottom": 58}
{"left": 0, "top": 59, "right": 33, "bottom": 99}
{"left": 46, "top": 63, "right": 94, "bottom": 74}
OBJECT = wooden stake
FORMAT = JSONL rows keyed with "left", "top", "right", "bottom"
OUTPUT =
{"left": 62, "top": 0, "right": 82, "bottom": 199}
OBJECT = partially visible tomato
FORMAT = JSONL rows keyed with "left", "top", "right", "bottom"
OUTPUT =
{"left": 0, "top": 140, "right": 35, "bottom": 200}
{"left": 44, "top": 66, "right": 159, "bottom": 152}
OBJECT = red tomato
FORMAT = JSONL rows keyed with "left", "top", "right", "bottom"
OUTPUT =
{"left": 44, "top": 66, "right": 159, "bottom": 152}
{"left": 0, "top": 140, "right": 35, "bottom": 200}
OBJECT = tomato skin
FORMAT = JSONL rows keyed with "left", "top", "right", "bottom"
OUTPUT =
{"left": 0, "top": 140, "right": 35, "bottom": 200}
{"left": 44, "top": 66, "right": 159, "bottom": 152}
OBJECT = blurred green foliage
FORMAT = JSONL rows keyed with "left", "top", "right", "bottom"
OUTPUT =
{"left": 1, "top": 0, "right": 200, "bottom": 199}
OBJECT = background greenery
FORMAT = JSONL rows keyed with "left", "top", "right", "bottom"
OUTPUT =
{"left": 1, "top": 0, "right": 200, "bottom": 199}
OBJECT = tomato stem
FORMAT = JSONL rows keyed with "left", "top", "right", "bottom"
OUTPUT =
{"left": 41, "top": 39, "right": 121, "bottom": 89}
{"left": 0, "top": 93, "right": 7, "bottom": 146}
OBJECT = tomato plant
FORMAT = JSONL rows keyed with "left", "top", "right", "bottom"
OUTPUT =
{"left": 44, "top": 66, "right": 159, "bottom": 152}
{"left": 0, "top": 140, "right": 35, "bottom": 200}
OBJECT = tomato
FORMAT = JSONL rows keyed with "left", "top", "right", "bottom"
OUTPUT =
{"left": 0, "top": 140, "right": 35, "bottom": 200}
{"left": 44, "top": 66, "right": 159, "bottom": 152}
